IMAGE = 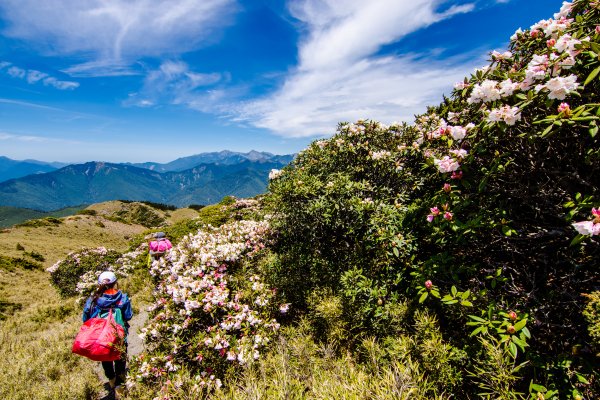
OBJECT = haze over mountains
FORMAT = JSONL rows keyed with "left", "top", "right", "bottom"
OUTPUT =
{"left": 0, "top": 151, "right": 294, "bottom": 211}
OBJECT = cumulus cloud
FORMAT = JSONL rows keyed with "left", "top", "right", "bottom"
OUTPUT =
{"left": 0, "top": 0, "right": 237, "bottom": 76}
{"left": 124, "top": 60, "right": 224, "bottom": 108}
{"left": 236, "top": 0, "right": 477, "bottom": 137}
{"left": 0, "top": 62, "right": 79, "bottom": 90}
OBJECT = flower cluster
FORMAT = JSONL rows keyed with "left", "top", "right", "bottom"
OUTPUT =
{"left": 426, "top": 204, "right": 453, "bottom": 223}
{"left": 131, "top": 220, "right": 283, "bottom": 395}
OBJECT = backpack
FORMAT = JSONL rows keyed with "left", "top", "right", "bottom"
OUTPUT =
{"left": 149, "top": 237, "right": 172, "bottom": 255}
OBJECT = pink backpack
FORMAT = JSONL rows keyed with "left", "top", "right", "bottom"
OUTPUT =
{"left": 149, "top": 238, "right": 172, "bottom": 255}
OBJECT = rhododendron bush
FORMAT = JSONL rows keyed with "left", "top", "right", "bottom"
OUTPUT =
{"left": 128, "top": 220, "right": 283, "bottom": 397}
{"left": 267, "top": 1, "right": 599, "bottom": 397}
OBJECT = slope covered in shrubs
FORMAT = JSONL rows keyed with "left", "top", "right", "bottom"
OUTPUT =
{"left": 265, "top": 1, "right": 599, "bottom": 398}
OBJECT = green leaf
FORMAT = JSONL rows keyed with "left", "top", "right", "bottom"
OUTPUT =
{"left": 511, "top": 335, "right": 528, "bottom": 350}
{"left": 590, "top": 125, "right": 599, "bottom": 137}
{"left": 530, "top": 383, "right": 547, "bottom": 393}
{"left": 584, "top": 65, "right": 600, "bottom": 86}
{"left": 419, "top": 292, "right": 428, "bottom": 303}
{"left": 393, "top": 247, "right": 399, "bottom": 257}
{"left": 521, "top": 327, "right": 531, "bottom": 339}
{"left": 576, "top": 374, "right": 590, "bottom": 384}
{"left": 514, "top": 319, "right": 527, "bottom": 331}
{"left": 570, "top": 234, "right": 586, "bottom": 246}
{"left": 470, "top": 326, "right": 484, "bottom": 336}
{"left": 540, "top": 124, "right": 553, "bottom": 137}
{"left": 469, "top": 315, "right": 486, "bottom": 322}
{"left": 461, "top": 300, "right": 473, "bottom": 307}
{"left": 451, "top": 285, "right": 457, "bottom": 297}
{"left": 509, "top": 342, "right": 518, "bottom": 358}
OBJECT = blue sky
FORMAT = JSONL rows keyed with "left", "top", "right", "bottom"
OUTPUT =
{"left": 0, "top": 0, "right": 564, "bottom": 163}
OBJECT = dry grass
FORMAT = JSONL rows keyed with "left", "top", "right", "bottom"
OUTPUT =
{"left": 1, "top": 214, "right": 145, "bottom": 268}
{"left": 0, "top": 268, "right": 100, "bottom": 400}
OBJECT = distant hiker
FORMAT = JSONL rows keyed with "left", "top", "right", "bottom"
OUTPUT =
{"left": 82, "top": 271, "right": 133, "bottom": 397}
{"left": 147, "top": 231, "right": 172, "bottom": 266}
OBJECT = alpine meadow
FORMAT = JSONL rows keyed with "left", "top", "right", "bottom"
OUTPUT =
{"left": 1, "top": 1, "right": 600, "bottom": 400}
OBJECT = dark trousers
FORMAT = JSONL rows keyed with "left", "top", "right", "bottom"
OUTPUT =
{"left": 101, "top": 353, "right": 127, "bottom": 385}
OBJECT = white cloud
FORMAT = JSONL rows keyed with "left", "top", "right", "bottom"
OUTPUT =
{"left": 26, "top": 70, "right": 49, "bottom": 83}
{"left": 125, "top": 60, "right": 223, "bottom": 108}
{"left": 0, "top": 0, "right": 237, "bottom": 76}
{"left": 236, "top": 0, "right": 478, "bottom": 138}
{"left": 7, "top": 66, "right": 25, "bottom": 78}
{"left": 0, "top": 62, "right": 79, "bottom": 90}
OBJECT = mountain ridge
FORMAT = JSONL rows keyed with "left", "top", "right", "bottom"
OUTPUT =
{"left": 0, "top": 158, "right": 288, "bottom": 211}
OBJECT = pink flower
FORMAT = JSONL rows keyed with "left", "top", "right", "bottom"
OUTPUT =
{"left": 424, "top": 280, "right": 433, "bottom": 290}
{"left": 426, "top": 214, "right": 435, "bottom": 223}
{"left": 596, "top": 26, "right": 600, "bottom": 35}
{"left": 443, "top": 212, "right": 453, "bottom": 221}
{"left": 430, "top": 206, "right": 440, "bottom": 216}
{"left": 557, "top": 102, "right": 570, "bottom": 113}
{"left": 451, "top": 171, "right": 463, "bottom": 180}
{"left": 443, "top": 183, "right": 452, "bottom": 193}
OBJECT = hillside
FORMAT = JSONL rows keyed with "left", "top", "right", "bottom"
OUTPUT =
{"left": 0, "top": 160, "right": 287, "bottom": 211}
{"left": 0, "top": 205, "right": 86, "bottom": 228}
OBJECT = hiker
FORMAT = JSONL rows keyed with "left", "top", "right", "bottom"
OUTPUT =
{"left": 82, "top": 271, "right": 133, "bottom": 395}
{"left": 147, "top": 231, "right": 172, "bottom": 266}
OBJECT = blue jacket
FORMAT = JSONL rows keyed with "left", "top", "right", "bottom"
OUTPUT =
{"left": 82, "top": 290, "right": 133, "bottom": 327}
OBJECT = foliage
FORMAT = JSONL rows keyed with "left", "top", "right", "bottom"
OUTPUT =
{"left": 128, "top": 220, "right": 283, "bottom": 396}
{"left": 0, "top": 254, "right": 43, "bottom": 272}
{"left": 265, "top": 1, "right": 600, "bottom": 398}
{"left": 111, "top": 203, "right": 166, "bottom": 228}
{"left": 77, "top": 209, "right": 97, "bottom": 216}
{"left": 583, "top": 291, "right": 600, "bottom": 352}
{"left": 47, "top": 247, "right": 122, "bottom": 297}
{"left": 15, "top": 216, "right": 62, "bottom": 228}
{"left": 119, "top": 199, "right": 178, "bottom": 211}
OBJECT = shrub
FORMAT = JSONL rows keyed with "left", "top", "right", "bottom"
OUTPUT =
{"left": 265, "top": 1, "right": 599, "bottom": 397}
{"left": 0, "top": 255, "right": 43, "bottom": 272}
{"left": 77, "top": 209, "right": 97, "bottom": 216}
{"left": 47, "top": 247, "right": 122, "bottom": 297}
{"left": 16, "top": 217, "right": 62, "bottom": 228}
{"left": 128, "top": 220, "right": 283, "bottom": 396}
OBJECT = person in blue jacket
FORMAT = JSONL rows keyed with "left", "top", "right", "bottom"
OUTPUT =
{"left": 83, "top": 271, "right": 133, "bottom": 395}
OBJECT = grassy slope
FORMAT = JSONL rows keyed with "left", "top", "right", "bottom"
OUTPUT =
{"left": 0, "top": 200, "right": 202, "bottom": 399}
{"left": 1, "top": 214, "right": 145, "bottom": 268}
{"left": 0, "top": 205, "right": 86, "bottom": 228}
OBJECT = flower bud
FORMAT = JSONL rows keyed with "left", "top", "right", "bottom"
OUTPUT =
{"left": 443, "top": 183, "right": 452, "bottom": 193}
{"left": 507, "top": 325, "right": 516, "bottom": 334}
{"left": 424, "top": 280, "right": 433, "bottom": 290}
{"left": 508, "top": 311, "right": 517, "bottom": 320}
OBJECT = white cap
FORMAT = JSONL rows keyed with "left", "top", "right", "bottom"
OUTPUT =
{"left": 98, "top": 271, "right": 117, "bottom": 285}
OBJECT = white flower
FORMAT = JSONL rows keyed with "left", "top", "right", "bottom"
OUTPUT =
{"left": 467, "top": 80, "right": 501, "bottom": 104}
{"left": 553, "top": 1, "right": 572, "bottom": 19}
{"left": 491, "top": 50, "right": 512, "bottom": 61}
{"left": 487, "top": 105, "right": 522, "bottom": 126}
{"left": 499, "top": 79, "right": 519, "bottom": 97}
{"left": 510, "top": 28, "right": 523, "bottom": 41}
{"left": 449, "top": 149, "right": 468, "bottom": 159}
{"left": 449, "top": 125, "right": 467, "bottom": 141}
{"left": 269, "top": 169, "right": 283, "bottom": 180}
{"left": 536, "top": 75, "right": 579, "bottom": 100}
{"left": 572, "top": 221, "right": 600, "bottom": 236}
{"left": 433, "top": 156, "right": 460, "bottom": 173}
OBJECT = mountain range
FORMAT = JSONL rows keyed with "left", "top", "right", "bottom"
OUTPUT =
{"left": 0, "top": 151, "right": 294, "bottom": 211}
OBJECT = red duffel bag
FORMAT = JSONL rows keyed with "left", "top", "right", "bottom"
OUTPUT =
{"left": 72, "top": 309, "right": 125, "bottom": 361}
